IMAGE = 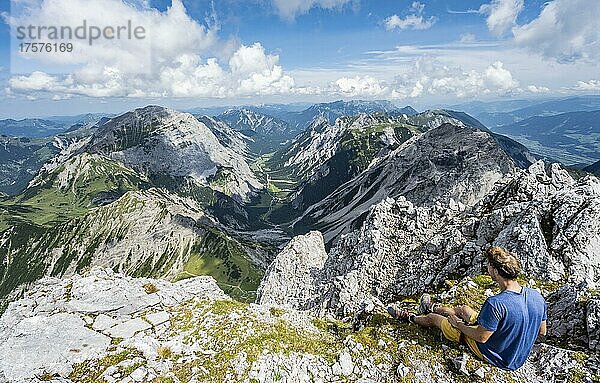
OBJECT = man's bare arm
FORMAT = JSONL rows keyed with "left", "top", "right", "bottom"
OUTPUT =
{"left": 449, "top": 314, "right": 494, "bottom": 343}
{"left": 538, "top": 320, "right": 547, "bottom": 337}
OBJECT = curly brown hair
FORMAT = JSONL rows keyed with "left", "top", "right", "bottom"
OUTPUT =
{"left": 485, "top": 246, "right": 521, "bottom": 280}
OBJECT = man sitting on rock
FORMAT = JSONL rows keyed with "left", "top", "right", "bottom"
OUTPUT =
{"left": 388, "top": 246, "right": 547, "bottom": 371}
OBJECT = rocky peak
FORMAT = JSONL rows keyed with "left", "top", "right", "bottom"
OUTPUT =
{"left": 3, "top": 267, "right": 597, "bottom": 383}
{"left": 295, "top": 123, "right": 518, "bottom": 244}
{"left": 83, "top": 106, "right": 262, "bottom": 202}
{"left": 257, "top": 231, "right": 329, "bottom": 312}
{"left": 261, "top": 160, "right": 599, "bottom": 318}
{"left": 195, "top": 115, "right": 251, "bottom": 158}
{"left": 478, "top": 160, "right": 576, "bottom": 210}
{"left": 85, "top": 106, "right": 172, "bottom": 152}
{"left": 217, "top": 108, "right": 291, "bottom": 137}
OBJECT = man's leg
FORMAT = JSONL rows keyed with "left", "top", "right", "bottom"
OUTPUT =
{"left": 433, "top": 306, "right": 457, "bottom": 317}
{"left": 417, "top": 294, "right": 472, "bottom": 320}
{"left": 429, "top": 304, "right": 477, "bottom": 324}
{"left": 412, "top": 312, "right": 464, "bottom": 347}
{"left": 388, "top": 301, "right": 484, "bottom": 361}
{"left": 412, "top": 313, "right": 446, "bottom": 329}
{"left": 454, "top": 305, "right": 478, "bottom": 324}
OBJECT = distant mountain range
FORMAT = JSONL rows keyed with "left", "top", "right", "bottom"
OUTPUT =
{"left": 455, "top": 95, "right": 600, "bottom": 128}
{"left": 449, "top": 96, "right": 600, "bottom": 167}
{"left": 214, "top": 109, "right": 295, "bottom": 154}
{"left": 491, "top": 110, "right": 600, "bottom": 166}
{"left": 0, "top": 113, "right": 110, "bottom": 138}
{"left": 277, "top": 100, "right": 417, "bottom": 130}
{"left": 584, "top": 159, "right": 600, "bottom": 176}
{"left": 217, "top": 109, "right": 291, "bottom": 137}
{"left": 0, "top": 119, "right": 64, "bottom": 137}
{"left": 0, "top": 122, "right": 101, "bottom": 195}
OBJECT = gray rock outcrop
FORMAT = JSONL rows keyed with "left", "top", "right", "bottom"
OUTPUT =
{"left": 260, "top": 161, "right": 600, "bottom": 318}
{"left": 257, "top": 231, "right": 328, "bottom": 311}
{"left": 0, "top": 267, "right": 227, "bottom": 382}
{"left": 545, "top": 283, "right": 600, "bottom": 351}
{"left": 1, "top": 267, "right": 597, "bottom": 383}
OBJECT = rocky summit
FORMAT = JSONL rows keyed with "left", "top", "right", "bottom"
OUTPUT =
{"left": 259, "top": 160, "right": 600, "bottom": 318}
{"left": 1, "top": 267, "right": 598, "bottom": 383}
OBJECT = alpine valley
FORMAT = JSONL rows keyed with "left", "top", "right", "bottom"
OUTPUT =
{"left": 0, "top": 99, "right": 599, "bottom": 383}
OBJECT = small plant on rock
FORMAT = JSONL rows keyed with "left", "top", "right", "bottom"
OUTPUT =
{"left": 143, "top": 283, "right": 159, "bottom": 294}
{"left": 157, "top": 345, "right": 173, "bottom": 360}
{"left": 37, "top": 371, "right": 57, "bottom": 381}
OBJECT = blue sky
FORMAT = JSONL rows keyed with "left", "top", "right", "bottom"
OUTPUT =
{"left": 0, "top": 0, "right": 598, "bottom": 118}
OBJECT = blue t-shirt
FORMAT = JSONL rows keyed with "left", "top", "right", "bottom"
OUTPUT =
{"left": 476, "top": 287, "right": 547, "bottom": 371}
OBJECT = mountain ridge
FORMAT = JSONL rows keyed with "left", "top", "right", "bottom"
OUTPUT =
{"left": 293, "top": 122, "right": 522, "bottom": 245}
{"left": 491, "top": 110, "right": 600, "bottom": 165}
{"left": 84, "top": 105, "right": 262, "bottom": 202}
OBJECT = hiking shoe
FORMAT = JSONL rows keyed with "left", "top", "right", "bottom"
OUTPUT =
{"left": 387, "top": 304, "right": 415, "bottom": 323}
{"left": 417, "top": 293, "right": 433, "bottom": 315}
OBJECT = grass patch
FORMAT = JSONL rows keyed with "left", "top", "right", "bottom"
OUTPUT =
{"left": 69, "top": 348, "right": 144, "bottom": 383}
{"left": 0, "top": 154, "right": 147, "bottom": 227}
{"left": 175, "top": 226, "right": 263, "bottom": 303}
{"left": 170, "top": 299, "right": 344, "bottom": 381}
{"left": 157, "top": 345, "right": 173, "bottom": 360}
{"left": 267, "top": 182, "right": 282, "bottom": 194}
{"left": 269, "top": 307, "right": 286, "bottom": 317}
{"left": 36, "top": 371, "right": 58, "bottom": 381}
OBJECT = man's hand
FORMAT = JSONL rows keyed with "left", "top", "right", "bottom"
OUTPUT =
{"left": 448, "top": 314, "right": 464, "bottom": 328}
{"left": 448, "top": 314, "right": 494, "bottom": 343}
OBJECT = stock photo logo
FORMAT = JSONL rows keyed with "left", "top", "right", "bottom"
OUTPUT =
{"left": 16, "top": 19, "right": 147, "bottom": 50}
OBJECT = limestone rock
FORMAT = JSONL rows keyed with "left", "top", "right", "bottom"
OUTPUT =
{"left": 260, "top": 160, "right": 600, "bottom": 317}
{"left": 338, "top": 351, "right": 354, "bottom": 376}
{"left": 107, "top": 318, "right": 152, "bottom": 339}
{"left": 0, "top": 267, "right": 596, "bottom": 383}
{"left": 0, "top": 313, "right": 110, "bottom": 381}
{"left": 587, "top": 296, "right": 600, "bottom": 351}
{"left": 146, "top": 311, "right": 170, "bottom": 326}
{"left": 451, "top": 353, "right": 469, "bottom": 375}
{"left": 546, "top": 283, "right": 600, "bottom": 351}
{"left": 0, "top": 267, "right": 227, "bottom": 382}
{"left": 474, "top": 367, "right": 485, "bottom": 379}
{"left": 257, "top": 231, "right": 329, "bottom": 312}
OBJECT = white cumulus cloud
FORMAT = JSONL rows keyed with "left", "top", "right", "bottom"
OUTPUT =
{"left": 484, "top": 61, "right": 519, "bottom": 90}
{"left": 409, "top": 1, "right": 425, "bottom": 14}
{"left": 527, "top": 85, "right": 551, "bottom": 93}
{"left": 334, "top": 75, "right": 388, "bottom": 97}
{"left": 389, "top": 59, "right": 520, "bottom": 99}
{"left": 8, "top": 71, "right": 60, "bottom": 92}
{"left": 329, "top": 59, "right": 522, "bottom": 100}
{"left": 459, "top": 33, "right": 477, "bottom": 43}
{"left": 385, "top": 14, "right": 437, "bottom": 31}
{"left": 384, "top": 1, "right": 436, "bottom": 31}
{"left": 479, "top": 0, "right": 524, "bottom": 36}
{"left": 271, "top": 0, "right": 353, "bottom": 20}
{"left": 574, "top": 80, "right": 600, "bottom": 91}
{"left": 512, "top": 0, "right": 600, "bottom": 63}
{"left": 6, "top": 0, "right": 297, "bottom": 98}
